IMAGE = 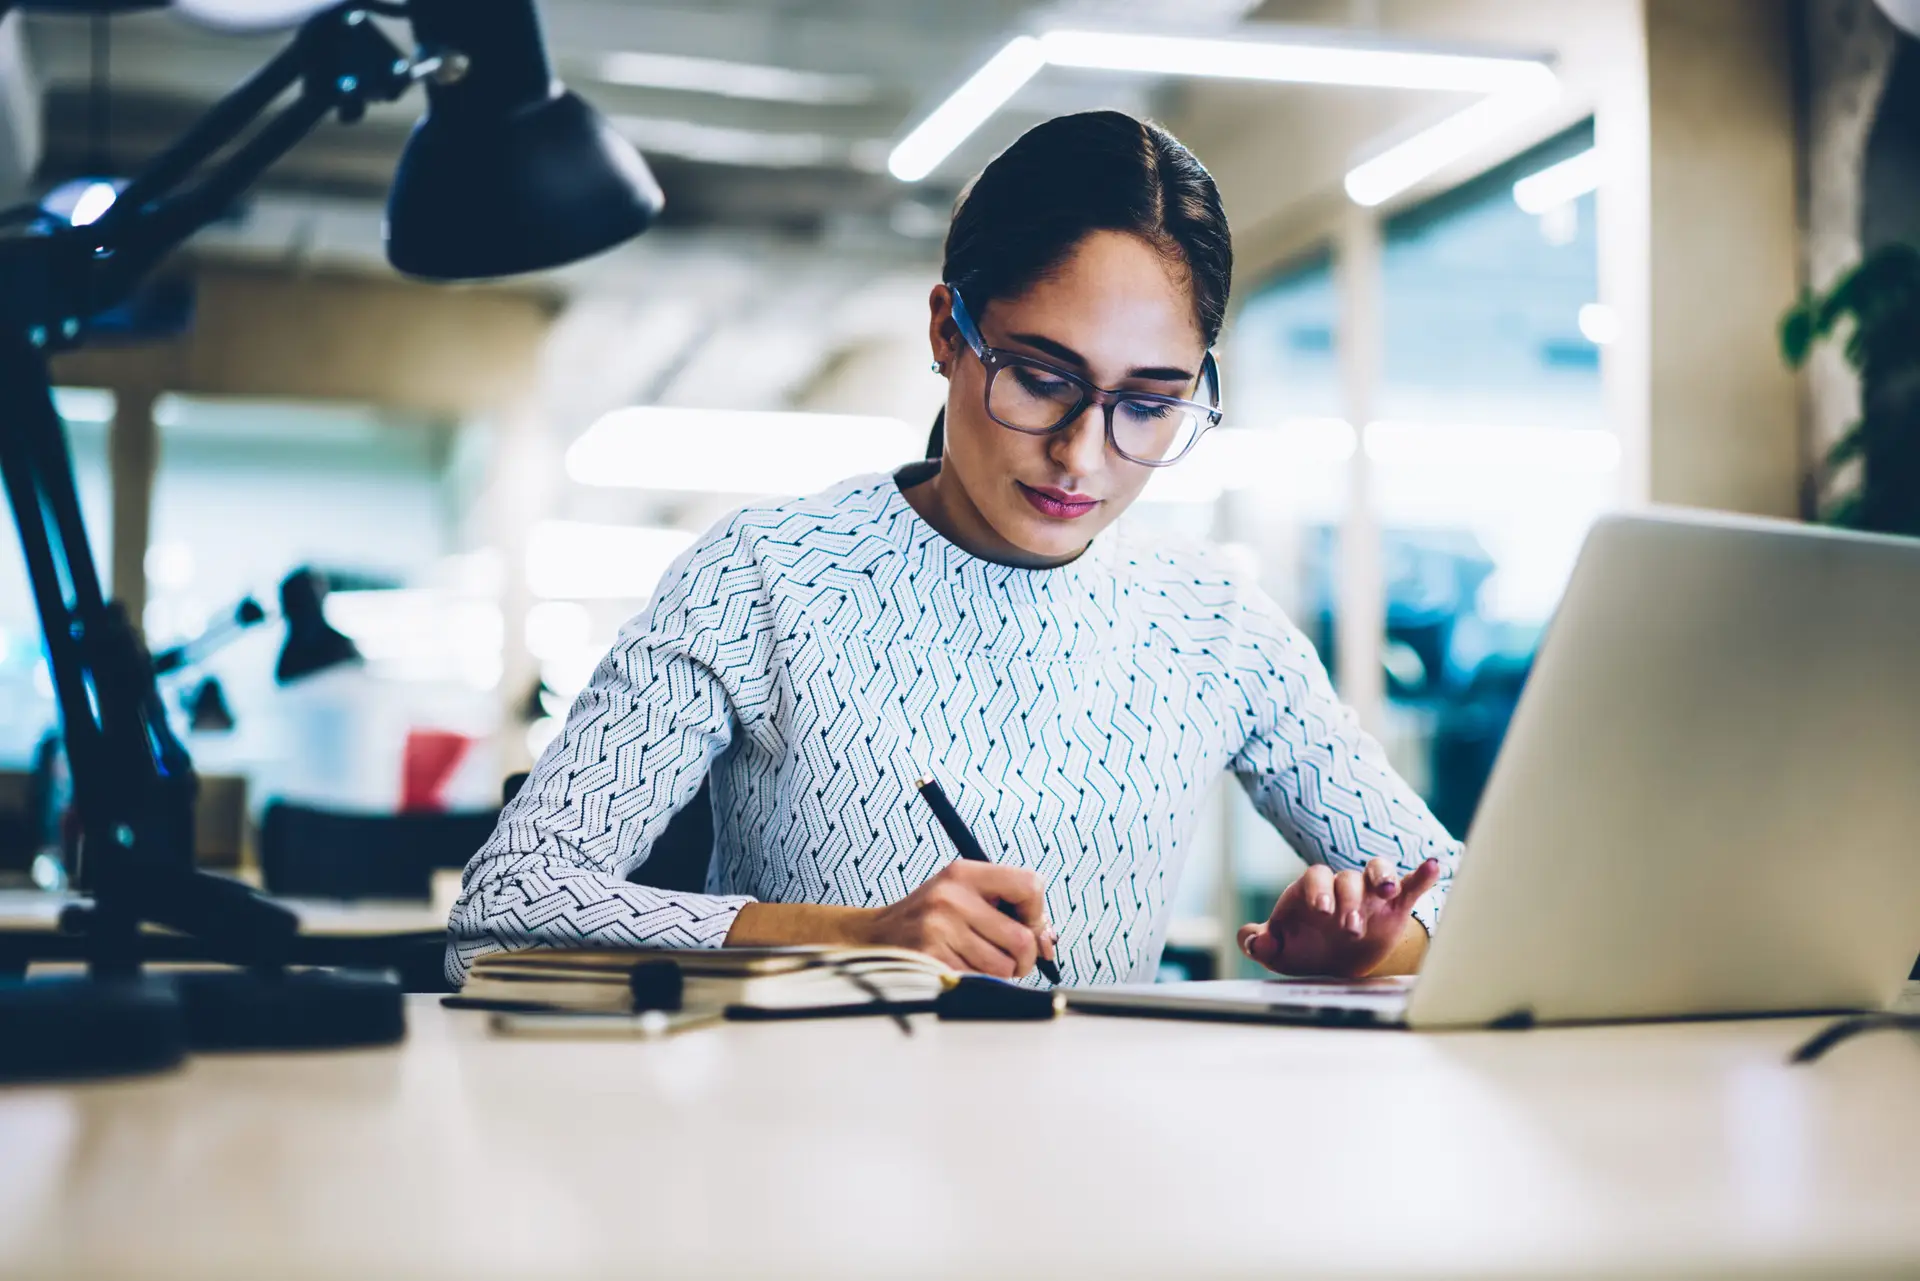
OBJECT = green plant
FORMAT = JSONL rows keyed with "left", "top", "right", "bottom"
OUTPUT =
{"left": 1781, "top": 242, "right": 1920, "bottom": 534}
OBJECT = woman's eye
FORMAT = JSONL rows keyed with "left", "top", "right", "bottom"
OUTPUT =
{"left": 1012, "top": 365, "right": 1075, "bottom": 398}
{"left": 1120, "top": 400, "right": 1176, "bottom": 423}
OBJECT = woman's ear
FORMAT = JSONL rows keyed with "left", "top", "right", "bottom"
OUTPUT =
{"left": 927, "top": 283, "right": 959, "bottom": 376}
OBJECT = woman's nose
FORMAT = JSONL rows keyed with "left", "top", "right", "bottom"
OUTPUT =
{"left": 1048, "top": 402, "right": 1108, "bottom": 478}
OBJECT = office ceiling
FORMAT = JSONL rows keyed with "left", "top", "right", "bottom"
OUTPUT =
{"left": 11, "top": 0, "right": 1616, "bottom": 273}
{"left": 18, "top": 0, "right": 1259, "bottom": 244}
{"left": 4, "top": 0, "right": 1620, "bottom": 426}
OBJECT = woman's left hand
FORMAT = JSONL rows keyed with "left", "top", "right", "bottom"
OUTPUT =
{"left": 1236, "top": 857, "right": 1442, "bottom": 979}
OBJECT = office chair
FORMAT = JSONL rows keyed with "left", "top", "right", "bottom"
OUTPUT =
{"left": 500, "top": 772, "right": 714, "bottom": 893}
{"left": 258, "top": 802, "right": 500, "bottom": 900}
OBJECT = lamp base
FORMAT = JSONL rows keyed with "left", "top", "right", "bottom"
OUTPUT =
{"left": 0, "top": 968, "right": 405, "bottom": 1083}
{"left": 175, "top": 968, "right": 405, "bottom": 1051}
{"left": 0, "top": 976, "right": 187, "bottom": 1083}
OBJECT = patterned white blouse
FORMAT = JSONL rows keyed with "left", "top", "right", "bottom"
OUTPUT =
{"left": 448, "top": 464, "right": 1461, "bottom": 985}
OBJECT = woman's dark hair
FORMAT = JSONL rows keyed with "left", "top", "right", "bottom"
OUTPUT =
{"left": 927, "top": 110, "right": 1232, "bottom": 458}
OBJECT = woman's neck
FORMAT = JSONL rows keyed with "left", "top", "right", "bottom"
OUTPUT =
{"left": 900, "top": 459, "right": 1087, "bottom": 571}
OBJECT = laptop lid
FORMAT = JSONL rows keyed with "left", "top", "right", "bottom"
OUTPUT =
{"left": 1408, "top": 509, "right": 1920, "bottom": 1029}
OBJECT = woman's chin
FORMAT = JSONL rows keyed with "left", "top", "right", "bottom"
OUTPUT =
{"left": 997, "top": 515, "right": 1098, "bottom": 564}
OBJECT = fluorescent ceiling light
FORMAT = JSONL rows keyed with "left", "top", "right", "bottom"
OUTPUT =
{"left": 1344, "top": 76, "right": 1559, "bottom": 207}
{"left": 1038, "top": 29, "right": 1554, "bottom": 93}
{"left": 527, "top": 522, "right": 697, "bottom": 601}
{"left": 1513, "top": 147, "right": 1600, "bottom": 214}
{"left": 888, "top": 27, "right": 1556, "bottom": 185}
{"left": 888, "top": 35, "right": 1046, "bottom": 182}
{"left": 598, "top": 51, "right": 874, "bottom": 105}
{"left": 614, "top": 116, "right": 874, "bottom": 169}
{"left": 566, "top": 407, "right": 921, "bottom": 496}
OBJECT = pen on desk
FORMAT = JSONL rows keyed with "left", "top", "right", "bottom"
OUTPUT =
{"left": 913, "top": 776, "right": 1064, "bottom": 986}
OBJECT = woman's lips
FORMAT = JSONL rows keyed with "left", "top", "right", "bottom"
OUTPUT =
{"left": 1017, "top": 481, "right": 1100, "bottom": 520}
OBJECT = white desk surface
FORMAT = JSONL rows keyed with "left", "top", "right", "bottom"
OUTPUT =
{"left": 3, "top": 991, "right": 1919, "bottom": 1281}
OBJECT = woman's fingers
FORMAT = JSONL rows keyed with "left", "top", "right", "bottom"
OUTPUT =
{"left": 1364, "top": 858, "right": 1400, "bottom": 900}
{"left": 1237, "top": 921, "right": 1283, "bottom": 969}
{"left": 1296, "top": 863, "right": 1336, "bottom": 918}
{"left": 961, "top": 863, "right": 1047, "bottom": 929}
{"left": 946, "top": 922, "right": 1021, "bottom": 979}
{"left": 1331, "top": 869, "right": 1366, "bottom": 936}
{"left": 1390, "top": 858, "right": 1444, "bottom": 914}
{"left": 965, "top": 897, "right": 1041, "bottom": 977}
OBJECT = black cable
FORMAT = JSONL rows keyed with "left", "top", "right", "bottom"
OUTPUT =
{"left": 828, "top": 957, "right": 915, "bottom": 1036}
{"left": 1789, "top": 1013, "right": 1920, "bottom": 1064}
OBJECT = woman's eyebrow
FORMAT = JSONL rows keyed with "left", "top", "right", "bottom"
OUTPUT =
{"left": 1008, "top": 331, "right": 1195, "bottom": 383}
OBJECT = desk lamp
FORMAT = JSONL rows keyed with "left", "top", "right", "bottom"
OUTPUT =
{"left": 152, "top": 567, "right": 364, "bottom": 690}
{"left": 0, "top": 0, "right": 663, "bottom": 1082}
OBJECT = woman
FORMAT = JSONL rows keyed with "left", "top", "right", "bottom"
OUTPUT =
{"left": 449, "top": 111, "right": 1458, "bottom": 986}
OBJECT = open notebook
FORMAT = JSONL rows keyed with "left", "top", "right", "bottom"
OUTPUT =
{"left": 459, "top": 946, "right": 954, "bottom": 1016}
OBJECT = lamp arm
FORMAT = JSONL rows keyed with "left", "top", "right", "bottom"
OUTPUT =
{"left": 0, "top": 4, "right": 419, "bottom": 976}
{"left": 81, "top": 7, "right": 417, "bottom": 319}
{"left": 151, "top": 597, "right": 267, "bottom": 677}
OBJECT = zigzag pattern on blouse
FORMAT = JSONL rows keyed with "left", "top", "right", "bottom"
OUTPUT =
{"left": 448, "top": 473, "right": 1460, "bottom": 985}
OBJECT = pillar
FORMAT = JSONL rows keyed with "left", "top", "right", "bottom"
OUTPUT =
{"left": 107, "top": 385, "right": 160, "bottom": 632}
{"left": 1336, "top": 202, "right": 1385, "bottom": 736}
{"left": 1640, "top": 0, "right": 1803, "bottom": 517}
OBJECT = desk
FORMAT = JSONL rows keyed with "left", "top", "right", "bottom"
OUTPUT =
{"left": 3, "top": 993, "right": 1918, "bottom": 1280}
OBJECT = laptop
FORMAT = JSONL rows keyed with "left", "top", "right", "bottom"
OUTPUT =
{"left": 1068, "top": 508, "right": 1920, "bottom": 1030}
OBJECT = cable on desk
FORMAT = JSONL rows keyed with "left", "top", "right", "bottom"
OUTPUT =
{"left": 1789, "top": 1013, "right": 1920, "bottom": 1064}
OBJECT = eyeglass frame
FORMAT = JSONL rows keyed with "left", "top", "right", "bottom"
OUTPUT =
{"left": 944, "top": 283, "right": 1224, "bottom": 468}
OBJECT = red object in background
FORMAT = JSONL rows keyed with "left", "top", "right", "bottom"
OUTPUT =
{"left": 400, "top": 729, "right": 474, "bottom": 814}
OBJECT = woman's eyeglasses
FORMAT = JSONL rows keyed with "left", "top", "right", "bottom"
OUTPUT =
{"left": 946, "top": 285, "right": 1222, "bottom": 468}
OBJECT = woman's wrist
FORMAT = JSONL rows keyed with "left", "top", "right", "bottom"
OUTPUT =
{"left": 724, "top": 901, "right": 879, "bottom": 949}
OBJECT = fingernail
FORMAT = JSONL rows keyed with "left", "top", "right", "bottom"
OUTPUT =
{"left": 1314, "top": 894, "right": 1334, "bottom": 914}
{"left": 1379, "top": 880, "right": 1399, "bottom": 897}
{"left": 1343, "top": 910, "right": 1363, "bottom": 935}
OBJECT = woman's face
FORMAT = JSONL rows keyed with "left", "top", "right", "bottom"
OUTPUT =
{"left": 927, "top": 229, "right": 1209, "bottom": 566}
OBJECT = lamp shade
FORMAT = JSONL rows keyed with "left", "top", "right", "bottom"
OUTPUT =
{"left": 383, "top": 0, "right": 664, "bottom": 281}
{"left": 275, "top": 569, "right": 361, "bottom": 685}
{"left": 186, "top": 677, "right": 236, "bottom": 733}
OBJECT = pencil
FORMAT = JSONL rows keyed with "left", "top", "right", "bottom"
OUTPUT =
{"left": 914, "top": 776, "right": 1064, "bottom": 986}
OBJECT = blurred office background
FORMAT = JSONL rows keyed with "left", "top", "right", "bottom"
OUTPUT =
{"left": 0, "top": 0, "right": 1914, "bottom": 975}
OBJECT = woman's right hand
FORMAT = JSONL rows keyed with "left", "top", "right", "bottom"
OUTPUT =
{"left": 861, "top": 862, "right": 1056, "bottom": 979}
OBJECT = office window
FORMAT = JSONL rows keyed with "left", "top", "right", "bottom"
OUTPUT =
{"left": 1374, "top": 120, "right": 1610, "bottom": 836}
{"left": 1205, "top": 123, "right": 1612, "bottom": 974}
{"left": 143, "top": 396, "right": 499, "bottom": 810}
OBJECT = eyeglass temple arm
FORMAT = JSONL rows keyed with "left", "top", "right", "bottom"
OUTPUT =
{"left": 944, "top": 284, "right": 986, "bottom": 355}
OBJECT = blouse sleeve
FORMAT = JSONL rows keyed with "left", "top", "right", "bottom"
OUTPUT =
{"left": 445, "top": 518, "right": 777, "bottom": 984}
{"left": 1225, "top": 592, "right": 1461, "bottom": 938}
